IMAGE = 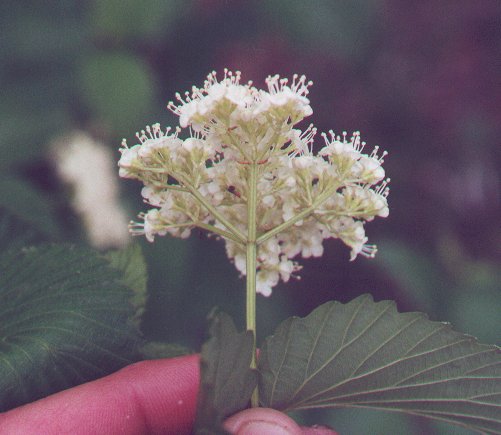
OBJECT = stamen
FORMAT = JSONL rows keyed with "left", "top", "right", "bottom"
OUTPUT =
{"left": 265, "top": 73, "right": 312, "bottom": 97}
{"left": 128, "top": 214, "right": 146, "bottom": 236}
{"left": 375, "top": 178, "right": 391, "bottom": 197}
{"left": 360, "top": 244, "right": 378, "bottom": 258}
{"left": 292, "top": 124, "right": 317, "bottom": 156}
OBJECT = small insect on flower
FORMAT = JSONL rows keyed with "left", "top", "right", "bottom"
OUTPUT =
{"left": 227, "top": 186, "right": 241, "bottom": 198}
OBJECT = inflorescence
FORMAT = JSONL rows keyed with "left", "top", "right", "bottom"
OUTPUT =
{"left": 118, "top": 69, "right": 389, "bottom": 296}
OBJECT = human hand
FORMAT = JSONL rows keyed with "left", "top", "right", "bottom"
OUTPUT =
{"left": 0, "top": 355, "right": 337, "bottom": 434}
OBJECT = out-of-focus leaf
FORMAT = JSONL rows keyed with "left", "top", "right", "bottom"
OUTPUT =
{"left": 375, "top": 239, "right": 444, "bottom": 314}
{"left": 0, "top": 109, "right": 71, "bottom": 167}
{"left": 0, "top": 3, "right": 83, "bottom": 167}
{"left": 0, "top": 1, "right": 86, "bottom": 61}
{"left": 140, "top": 237, "right": 204, "bottom": 346}
{"left": 450, "top": 264, "right": 501, "bottom": 345}
{"left": 90, "top": 0, "right": 190, "bottom": 41}
{"left": 106, "top": 244, "right": 148, "bottom": 327}
{"left": 107, "top": 245, "right": 196, "bottom": 360}
{"left": 78, "top": 53, "right": 155, "bottom": 132}
{"left": 259, "top": 294, "right": 501, "bottom": 434}
{"left": 0, "top": 177, "right": 59, "bottom": 237}
{"left": 194, "top": 311, "right": 257, "bottom": 435}
{"left": 0, "top": 244, "right": 142, "bottom": 411}
{"left": 262, "top": 0, "right": 376, "bottom": 58}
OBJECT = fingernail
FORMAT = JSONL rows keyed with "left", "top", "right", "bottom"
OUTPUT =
{"left": 301, "top": 424, "right": 339, "bottom": 435}
{"left": 224, "top": 408, "right": 302, "bottom": 435}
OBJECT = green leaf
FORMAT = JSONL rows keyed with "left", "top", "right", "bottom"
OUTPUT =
{"left": 0, "top": 244, "right": 142, "bottom": 411}
{"left": 194, "top": 312, "right": 257, "bottom": 435}
{"left": 106, "top": 244, "right": 148, "bottom": 328}
{"left": 258, "top": 294, "right": 501, "bottom": 434}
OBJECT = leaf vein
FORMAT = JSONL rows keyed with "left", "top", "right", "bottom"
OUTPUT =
{"left": 288, "top": 300, "right": 393, "bottom": 404}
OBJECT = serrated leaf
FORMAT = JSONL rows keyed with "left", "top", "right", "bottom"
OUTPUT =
{"left": 194, "top": 312, "right": 257, "bottom": 435}
{"left": 258, "top": 294, "right": 501, "bottom": 434}
{"left": 0, "top": 244, "right": 142, "bottom": 411}
{"left": 106, "top": 244, "right": 147, "bottom": 328}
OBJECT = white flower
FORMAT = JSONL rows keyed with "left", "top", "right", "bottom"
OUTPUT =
{"left": 169, "top": 70, "right": 257, "bottom": 131}
{"left": 137, "top": 124, "right": 181, "bottom": 157}
{"left": 141, "top": 185, "right": 167, "bottom": 207}
{"left": 259, "top": 74, "right": 313, "bottom": 119}
{"left": 256, "top": 269, "right": 279, "bottom": 297}
{"left": 118, "top": 144, "right": 141, "bottom": 179}
{"left": 140, "top": 209, "right": 165, "bottom": 242}
{"left": 299, "top": 226, "right": 324, "bottom": 258}
{"left": 278, "top": 256, "right": 297, "bottom": 282}
{"left": 355, "top": 155, "right": 386, "bottom": 184}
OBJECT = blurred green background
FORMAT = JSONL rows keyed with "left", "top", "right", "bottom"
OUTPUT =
{"left": 1, "top": 1, "right": 499, "bottom": 433}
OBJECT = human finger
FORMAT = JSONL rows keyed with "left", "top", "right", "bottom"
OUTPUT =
{"left": 0, "top": 354, "right": 200, "bottom": 435}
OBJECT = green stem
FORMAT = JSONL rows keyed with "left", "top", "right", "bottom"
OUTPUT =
{"left": 194, "top": 222, "right": 244, "bottom": 245}
{"left": 183, "top": 182, "right": 247, "bottom": 245}
{"left": 246, "top": 162, "right": 259, "bottom": 408}
{"left": 256, "top": 183, "right": 340, "bottom": 245}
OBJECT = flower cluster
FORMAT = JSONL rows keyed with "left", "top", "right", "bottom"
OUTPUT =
{"left": 119, "top": 70, "right": 389, "bottom": 296}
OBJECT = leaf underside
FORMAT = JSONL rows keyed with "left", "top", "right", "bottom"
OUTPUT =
{"left": 258, "top": 294, "right": 501, "bottom": 435}
{"left": 0, "top": 244, "right": 141, "bottom": 411}
{"left": 195, "top": 312, "right": 257, "bottom": 435}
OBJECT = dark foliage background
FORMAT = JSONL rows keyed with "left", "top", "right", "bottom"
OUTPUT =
{"left": 1, "top": 1, "right": 499, "bottom": 433}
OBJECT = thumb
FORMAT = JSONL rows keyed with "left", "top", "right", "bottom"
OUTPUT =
{"left": 223, "top": 408, "right": 338, "bottom": 435}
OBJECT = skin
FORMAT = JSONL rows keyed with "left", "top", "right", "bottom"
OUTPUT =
{"left": 0, "top": 355, "right": 337, "bottom": 435}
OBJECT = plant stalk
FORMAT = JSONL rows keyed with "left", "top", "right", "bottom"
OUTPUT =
{"left": 246, "top": 162, "right": 259, "bottom": 407}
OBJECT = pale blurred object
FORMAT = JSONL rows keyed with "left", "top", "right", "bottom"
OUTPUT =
{"left": 52, "top": 132, "right": 130, "bottom": 249}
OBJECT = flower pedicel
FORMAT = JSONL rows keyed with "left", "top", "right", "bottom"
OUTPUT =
{"left": 118, "top": 70, "right": 389, "bottom": 296}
